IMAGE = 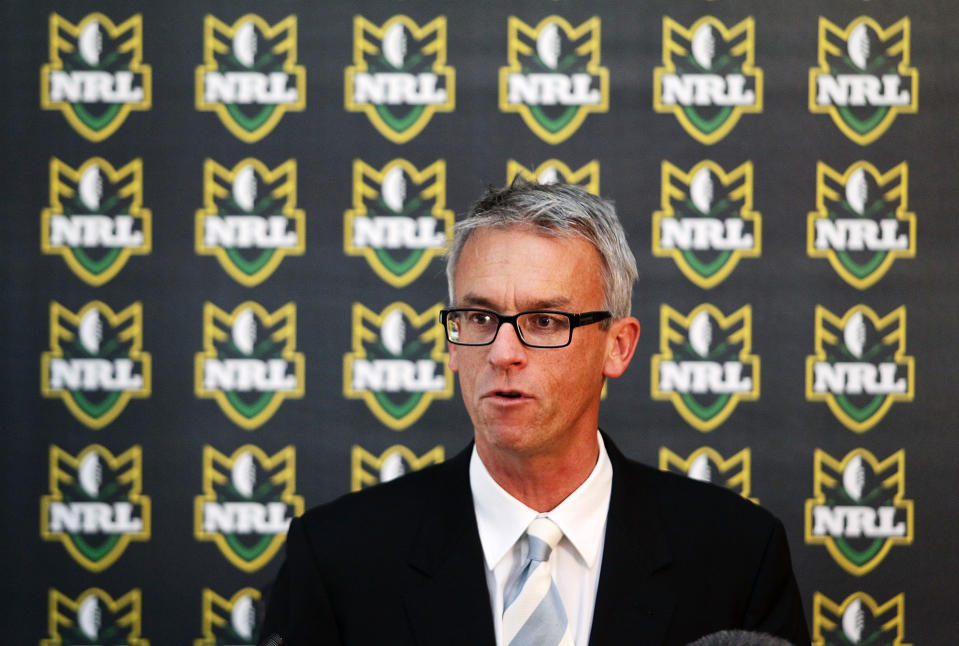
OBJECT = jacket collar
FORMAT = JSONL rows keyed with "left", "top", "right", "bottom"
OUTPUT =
{"left": 588, "top": 432, "right": 677, "bottom": 645}
{"left": 403, "top": 446, "right": 496, "bottom": 645}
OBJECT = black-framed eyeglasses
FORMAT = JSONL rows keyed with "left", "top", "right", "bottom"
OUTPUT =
{"left": 439, "top": 308, "right": 612, "bottom": 348}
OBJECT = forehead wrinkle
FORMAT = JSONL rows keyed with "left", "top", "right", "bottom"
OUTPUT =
{"left": 458, "top": 293, "right": 572, "bottom": 312}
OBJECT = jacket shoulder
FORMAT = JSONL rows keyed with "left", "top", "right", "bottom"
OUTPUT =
{"left": 296, "top": 453, "right": 466, "bottom": 551}
{"left": 619, "top": 456, "right": 781, "bottom": 544}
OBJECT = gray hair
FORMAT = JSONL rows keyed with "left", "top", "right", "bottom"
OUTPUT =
{"left": 687, "top": 630, "right": 795, "bottom": 646}
{"left": 446, "top": 180, "right": 638, "bottom": 319}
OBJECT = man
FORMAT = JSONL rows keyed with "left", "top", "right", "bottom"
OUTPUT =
{"left": 260, "top": 181, "right": 809, "bottom": 645}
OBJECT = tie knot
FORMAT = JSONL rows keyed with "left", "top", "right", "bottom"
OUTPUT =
{"left": 525, "top": 517, "right": 563, "bottom": 562}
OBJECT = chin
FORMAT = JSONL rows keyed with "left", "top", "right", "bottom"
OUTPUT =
{"left": 477, "top": 422, "right": 550, "bottom": 457}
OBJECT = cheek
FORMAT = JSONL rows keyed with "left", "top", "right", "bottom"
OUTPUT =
{"left": 557, "top": 345, "right": 606, "bottom": 391}
{"left": 449, "top": 348, "right": 481, "bottom": 398}
{"left": 448, "top": 343, "right": 460, "bottom": 373}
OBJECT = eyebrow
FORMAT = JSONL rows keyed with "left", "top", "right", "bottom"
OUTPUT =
{"left": 458, "top": 293, "right": 573, "bottom": 311}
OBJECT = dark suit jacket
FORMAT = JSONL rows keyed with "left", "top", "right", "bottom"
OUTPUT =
{"left": 260, "top": 435, "right": 809, "bottom": 645}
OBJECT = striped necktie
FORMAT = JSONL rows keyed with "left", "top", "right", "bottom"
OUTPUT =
{"left": 502, "top": 517, "right": 573, "bottom": 646}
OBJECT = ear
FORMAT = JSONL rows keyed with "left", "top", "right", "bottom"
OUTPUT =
{"left": 602, "top": 316, "right": 640, "bottom": 379}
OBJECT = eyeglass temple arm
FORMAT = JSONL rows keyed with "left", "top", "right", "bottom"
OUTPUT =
{"left": 571, "top": 311, "right": 612, "bottom": 327}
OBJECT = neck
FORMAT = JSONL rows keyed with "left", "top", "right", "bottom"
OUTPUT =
{"left": 476, "top": 432, "right": 600, "bottom": 512}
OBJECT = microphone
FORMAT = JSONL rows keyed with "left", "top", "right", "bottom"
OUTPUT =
{"left": 258, "top": 635, "right": 285, "bottom": 646}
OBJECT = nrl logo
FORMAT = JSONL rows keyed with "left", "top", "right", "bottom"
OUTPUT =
{"left": 810, "top": 17, "right": 917, "bottom": 146}
{"left": 196, "top": 159, "right": 305, "bottom": 286}
{"left": 344, "top": 159, "right": 453, "bottom": 288}
{"left": 41, "top": 301, "right": 151, "bottom": 429}
{"left": 195, "top": 302, "right": 304, "bottom": 430}
{"left": 41, "top": 445, "right": 150, "bottom": 572}
{"left": 499, "top": 16, "right": 608, "bottom": 144}
{"left": 195, "top": 588, "right": 262, "bottom": 646}
{"left": 41, "top": 13, "right": 152, "bottom": 142}
{"left": 654, "top": 17, "right": 763, "bottom": 145}
{"left": 351, "top": 444, "right": 445, "bottom": 491}
{"left": 651, "top": 304, "right": 759, "bottom": 432}
{"left": 42, "top": 588, "right": 148, "bottom": 646}
{"left": 653, "top": 160, "right": 761, "bottom": 288}
{"left": 812, "top": 591, "right": 910, "bottom": 646}
{"left": 42, "top": 157, "right": 152, "bottom": 286}
{"left": 195, "top": 445, "right": 304, "bottom": 572}
{"left": 343, "top": 302, "right": 453, "bottom": 430}
{"left": 806, "top": 305, "right": 913, "bottom": 432}
{"left": 808, "top": 161, "right": 915, "bottom": 290}
{"left": 196, "top": 15, "right": 306, "bottom": 143}
{"left": 805, "top": 448, "right": 913, "bottom": 576}
{"left": 659, "top": 446, "right": 757, "bottom": 503}
{"left": 345, "top": 15, "right": 455, "bottom": 144}
{"left": 506, "top": 159, "right": 600, "bottom": 194}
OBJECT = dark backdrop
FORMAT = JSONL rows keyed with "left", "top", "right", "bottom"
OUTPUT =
{"left": 2, "top": 1, "right": 957, "bottom": 644}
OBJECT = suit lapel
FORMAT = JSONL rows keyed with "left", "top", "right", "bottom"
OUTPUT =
{"left": 403, "top": 447, "right": 496, "bottom": 646}
{"left": 588, "top": 437, "right": 678, "bottom": 645}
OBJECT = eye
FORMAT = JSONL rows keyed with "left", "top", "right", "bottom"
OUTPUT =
{"left": 530, "top": 313, "right": 562, "bottom": 329}
{"left": 467, "top": 311, "right": 494, "bottom": 326}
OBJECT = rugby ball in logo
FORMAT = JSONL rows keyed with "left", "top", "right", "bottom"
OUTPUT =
{"left": 690, "top": 168, "right": 714, "bottom": 215}
{"left": 231, "top": 594, "right": 256, "bottom": 641}
{"left": 843, "top": 312, "right": 867, "bottom": 359}
{"left": 232, "top": 165, "right": 258, "bottom": 213}
{"left": 381, "top": 310, "right": 406, "bottom": 357}
{"left": 537, "top": 165, "right": 560, "bottom": 185}
{"left": 843, "top": 455, "right": 866, "bottom": 502}
{"left": 231, "top": 451, "right": 256, "bottom": 499}
{"left": 232, "top": 308, "right": 257, "bottom": 356}
{"left": 78, "top": 595, "right": 101, "bottom": 640}
{"left": 78, "top": 453, "right": 103, "bottom": 498}
{"left": 842, "top": 598, "right": 866, "bottom": 643}
{"left": 689, "top": 311, "right": 713, "bottom": 359}
{"left": 79, "top": 309, "right": 104, "bottom": 355}
{"left": 78, "top": 20, "right": 103, "bottom": 66}
{"left": 536, "top": 22, "right": 561, "bottom": 70}
{"left": 688, "top": 454, "right": 712, "bottom": 482}
{"left": 382, "top": 23, "right": 407, "bottom": 70}
{"left": 847, "top": 24, "right": 870, "bottom": 72}
{"left": 845, "top": 168, "right": 868, "bottom": 216}
{"left": 379, "top": 451, "right": 406, "bottom": 482}
{"left": 691, "top": 24, "right": 716, "bottom": 71}
{"left": 233, "top": 21, "right": 258, "bottom": 68}
{"left": 79, "top": 164, "right": 103, "bottom": 212}
{"left": 381, "top": 166, "right": 407, "bottom": 214}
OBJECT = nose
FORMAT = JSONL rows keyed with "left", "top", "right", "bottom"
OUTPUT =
{"left": 487, "top": 318, "right": 527, "bottom": 367}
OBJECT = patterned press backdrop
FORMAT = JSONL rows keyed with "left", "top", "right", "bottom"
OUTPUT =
{"left": 1, "top": 1, "right": 958, "bottom": 644}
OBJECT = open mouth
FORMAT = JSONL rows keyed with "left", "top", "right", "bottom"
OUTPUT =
{"left": 495, "top": 391, "right": 523, "bottom": 399}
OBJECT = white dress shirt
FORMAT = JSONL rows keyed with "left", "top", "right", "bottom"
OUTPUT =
{"left": 469, "top": 432, "right": 613, "bottom": 646}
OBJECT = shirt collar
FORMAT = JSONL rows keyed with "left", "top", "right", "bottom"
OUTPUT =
{"left": 470, "top": 431, "right": 613, "bottom": 570}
